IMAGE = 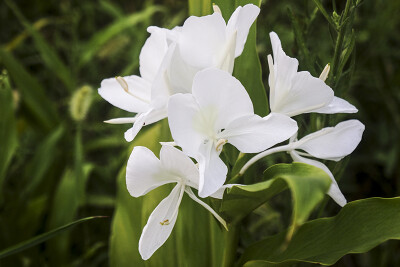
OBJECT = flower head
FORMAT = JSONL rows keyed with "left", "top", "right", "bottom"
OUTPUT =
{"left": 168, "top": 68, "right": 298, "bottom": 197}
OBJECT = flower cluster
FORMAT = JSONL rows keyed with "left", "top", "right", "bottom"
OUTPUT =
{"left": 99, "top": 4, "right": 364, "bottom": 260}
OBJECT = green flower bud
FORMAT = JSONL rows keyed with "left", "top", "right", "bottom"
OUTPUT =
{"left": 70, "top": 85, "right": 93, "bottom": 122}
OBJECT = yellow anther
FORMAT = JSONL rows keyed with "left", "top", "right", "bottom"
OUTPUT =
{"left": 160, "top": 219, "right": 170, "bottom": 226}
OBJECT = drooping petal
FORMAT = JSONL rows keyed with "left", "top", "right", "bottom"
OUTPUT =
{"left": 294, "top": 120, "right": 365, "bottom": 161}
{"left": 167, "top": 93, "right": 206, "bottom": 157}
{"left": 98, "top": 75, "right": 151, "bottom": 113}
{"left": 126, "top": 146, "right": 176, "bottom": 197}
{"left": 192, "top": 68, "right": 254, "bottom": 130}
{"left": 160, "top": 145, "right": 199, "bottom": 188}
{"left": 290, "top": 151, "right": 347, "bottom": 207}
{"left": 139, "top": 28, "right": 169, "bottom": 82}
{"left": 269, "top": 31, "right": 299, "bottom": 113}
{"left": 139, "top": 185, "right": 184, "bottom": 260}
{"left": 310, "top": 96, "right": 358, "bottom": 114}
{"left": 272, "top": 71, "right": 334, "bottom": 117}
{"left": 209, "top": 184, "right": 237, "bottom": 199}
{"left": 179, "top": 12, "right": 227, "bottom": 68}
{"left": 197, "top": 141, "right": 228, "bottom": 198}
{"left": 220, "top": 113, "right": 298, "bottom": 153}
{"left": 226, "top": 4, "right": 260, "bottom": 57}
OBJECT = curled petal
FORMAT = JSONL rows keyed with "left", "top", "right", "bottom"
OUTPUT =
{"left": 311, "top": 96, "right": 358, "bottom": 114}
{"left": 294, "top": 120, "right": 365, "bottom": 161}
{"left": 139, "top": 185, "right": 184, "bottom": 260}
{"left": 226, "top": 4, "right": 260, "bottom": 57}
{"left": 290, "top": 151, "right": 347, "bottom": 207}
{"left": 126, "top": 146, "right": 176, "bottom": 197}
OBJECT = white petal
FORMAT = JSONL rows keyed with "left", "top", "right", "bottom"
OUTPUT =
{"left": 139, "top": 185, "right": 184, "bottom": 260}
{"left": 104, "top": 117, "right": 136, "bottom": 124}
{"left": 273, "top": 71, "right": 334, "bottom": 117}
{"left": 126, "top": 146, "right": 176, "bottom": 197}
{"left": 98, "top": 76, "right": 151, "bottom": 113}
{"left": 167, "top": 94, "right": 206, "bottom": 157}
{"left": 179, "top": 13, "right": 227, "bottom": 68}
{"left": 124, "top": 108, "right": 167, "bottom": 142}
{"left": 269, "top": 32, "right": 299, "bottom": 113}
{"left": 209, "top": 184, "right": 238, "bottom": 199}
{"left": 290, "top": 151, "right": 347, "bottom": 207}
{"left": 220, "top": 113, "right": 298, "bottom": 153}
{"left": 294, "top": 120, "right": 365, "bottom": 161}
{"left": 197, "top": 142, "right": 228, "bottom": 198}
{"left": 192, "top": 68, "right": 254, "bottom": 130}
{"left": 310, "top": 96, "right": 358, "bottom": 114}
{"left": 226, "top": 4, "right": 260, "bottom": 57}
{"left": 160, "top": 145, "right": 199, "bottom": 188}
{"left": 139, "top": 28, "right": 169, "bottom": 82}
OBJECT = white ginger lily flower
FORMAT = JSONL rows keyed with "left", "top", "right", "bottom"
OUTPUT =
{"left": 267, "top": 31, "right": 358, "bottom": 117}
{"left": 99, "top": 28, "right": 177, "bottom": 141}
{"left": 288, "top": 120, "right": 365, "bottom": 206}
{"left": 127, "top": 145, "right": 228, "bottom": 260}
{"left": 168, "top": 68, "right": 298, "bottom": 197}
{"left": 153, "top": 4, "right": 260, "bottom": 93}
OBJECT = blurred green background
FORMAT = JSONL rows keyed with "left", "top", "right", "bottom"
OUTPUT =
{"left": 0, "top": 0, "right": 399, "bottom": 266}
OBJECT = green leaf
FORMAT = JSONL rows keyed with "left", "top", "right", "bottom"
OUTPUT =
{"left": 240, "top": 197, "right": 400, "bottom": 266}
{"left": 22, "top": 125, "right": 65, "bottom": 197}
{"left": 233, "top": 0, "right": 269, "bottom": 116}
{"left": 0, "top": 71, "right": 18, "bottom": 195}
{"left": 5, "top": 0, "right": 75, "bottom": 91}
{"left": 0, "top": 216, "right": 106, "bottom": 260}
{"left": 188, "top": 0, "right": 212, "bottom": 16}
{"left": 0, "top": 48, "right": 59, "bottom": 130}
{"left": 79, "top": 6, "right": 163, "bottom": 67}
{"left": 220, "top": 163, "right": 331, "bottom": 231}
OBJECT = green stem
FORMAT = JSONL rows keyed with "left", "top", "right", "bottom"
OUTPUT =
{"left": 329, "top": 0, "right": 353, "bottom": 86}
{"left": 222, "top": 223, "right": 240, "bottom": 267}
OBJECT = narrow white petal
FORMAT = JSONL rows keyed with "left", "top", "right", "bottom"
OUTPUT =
{"left": 185, "top": 187, "right": 228, "bottom": 230}
{"left": 209, "top": 184, "right": 238, "bottom": 199}
{"left": 168, "top": 94, "right": 206, "bottom": 157}
{"left": 124, "top": 113, "right": 147, "bottom": 142}
{"left": 294, "top": 120, "right": 365, "bottom": 161}
{"left": 104, "top": 117, "right": 136, "bottom": 124}
{"left": 139, "top": 185, "right": 184, "bottom": 260}
{"left": 179, "top": 12, "right": 227, "bottom": 68}
{"left": 269, "top": 31, "right": 299, "bottom": 113}
{"left": 310, "top": 96, "right": 358, "bottom": 114}
{"left": 192, "top": 68, "right": 254, "bottom": 129}
{"left": 290, "top": 151, "right": 347, "bottom": 207}
{"left": 160, "top": 145, "right": 199, "bottom": 188}
{"left": 139, "top": 28, "right": 169, "bottom": 82}
{"left": 220, "top": 113, "right": 298, "bottom": 153}
{"left": 98, "top": 76, "right": 151, "bottom": 113}
{"left": 197, "top": 142, "right": 228, "bottom": 198}
{"left": 226, "top": 4, "right": 260, "bottom": 57}
{"left": 126, "top": 146, "right": 176, "bottom": 197}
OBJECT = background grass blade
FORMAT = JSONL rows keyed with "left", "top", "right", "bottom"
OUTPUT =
{"left": 188, "top": 0, "right": 211, "bottom": 16}
{"left": 0, "top": 216, "right": 106, "bottom": 260}
{"left": 240, "top": 197, "right": 400, "bottom": 266}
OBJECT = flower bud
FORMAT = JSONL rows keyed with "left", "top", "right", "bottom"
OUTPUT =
{"left": 69, "top": 85, "right": 93, "bottom": 122}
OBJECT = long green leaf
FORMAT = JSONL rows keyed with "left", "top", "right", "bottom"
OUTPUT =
{"left": 5, "top": 0, "right": 75, "bottom": 91}
{"left": 79, "top": 6, "right": 163, "bottom": 67}
{"left": 0, "top": 71, "right": 18, "bottom": 194}
{"left": 220, "top": 163, "right": 331, "bottom": 231}
{"left": 240, "top": 197, "right": 400, "bottom": 266}
{"left": 0, "top": 48, "right": 59, "bottom": 130}
{"left": 188, "top": 0, "right": 211, "bottom": 16}
{"left": 0, "top": 216, "right": 106, "bottom": 260}
{"left": 233, "top": 0, "right": 269, "bottom": 116}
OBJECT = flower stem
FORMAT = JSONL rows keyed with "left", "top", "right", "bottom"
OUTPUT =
{"left": 222, "top": 223, "right": 240, "bottom": 267}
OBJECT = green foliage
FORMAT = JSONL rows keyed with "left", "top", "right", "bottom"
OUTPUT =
{"left": 240, "top": 197, "right": 400, "bottom": 266}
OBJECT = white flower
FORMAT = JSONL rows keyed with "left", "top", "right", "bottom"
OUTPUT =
{"left": 288, "top": 120, "right": 365, "bottom": 206}
{"left": 99, "top": 5, "right": 260, "bottom": 142}
{"left": 168, "top": 68, "right": 298, "bottom": 197}
{"left": 127, "top": 145, "right": 227, "bottom": 260}
{"left": 98, "top": 28, "right": 174, "bottom": 141}
{"left": 267, "top": 31, "right": 358, "bottom": 117}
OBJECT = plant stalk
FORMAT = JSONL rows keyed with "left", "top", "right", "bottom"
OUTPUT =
{"left": 222, "top": 223, "right": 240, "bottom": 267}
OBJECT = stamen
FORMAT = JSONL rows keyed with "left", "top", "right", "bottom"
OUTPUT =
{"left": 319, "top": 63, "right": 330, "bottom": 82}
{"left": 159, "top": 184, "right": 185, "bottom": 226}
{"left": 215, "top": 139, "right": 227, "bottom": 152}
{"left": 115, "top": 76, "right": 150, "bottom": 104}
